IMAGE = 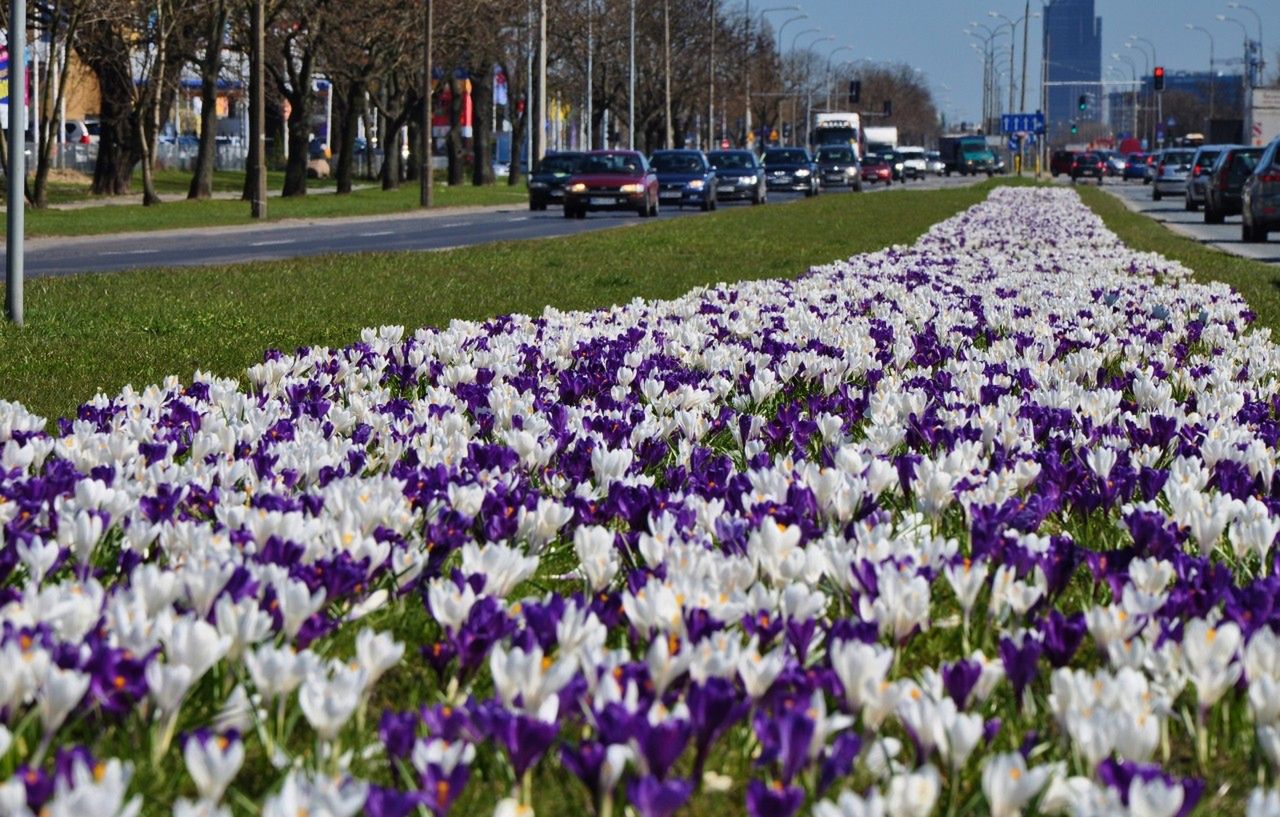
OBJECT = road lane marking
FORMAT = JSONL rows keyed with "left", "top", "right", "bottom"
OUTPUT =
{"left": 102, "top": 249, "right": 159, "bottom": 256}
{"left": 359, "top": 230, "right": 396, "bottom": 237}
{"left": 440, "top": 222, "right": 466, "bottom": 229}
{"left": 250, "top": 239, "right": 295, "bottom": 247}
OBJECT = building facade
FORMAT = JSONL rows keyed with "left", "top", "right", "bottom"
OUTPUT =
{"left": 1044, "top": 0, "right": 1102, "bottom": 145}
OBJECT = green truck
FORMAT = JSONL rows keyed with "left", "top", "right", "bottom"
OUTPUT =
{"left": 939, "top": 135, "right": 996, "bottom": 176}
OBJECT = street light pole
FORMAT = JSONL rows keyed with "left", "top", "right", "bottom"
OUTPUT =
{"left": 420, "top": 0, "right": 434, "bottom": 206}
{"left": 6, "top": 0, "right": 25, "bottom": 326}
{"left": 1227, "top": 1, "right": 1263, "bottom": 84}
{"left": 628, "top": 0, "right": 635, "bottom": 149}
{"left": 1185, "top": 24, "right": 1215, "bottom": 129}
{"left": 250, "top": 0, "right": 266, "bottom": 221}
{"left": 664, "top": 0, "right": 672, "bottom": 148}
{"left": 536, "top": 0, "right": 547, "bottom": 162}
{"left": 825, "top": 45, "right": 854, "bottom": 110}
{"left": 750, "top": 7, "right": 799, "bottom": 149}
{"left": 708, "top": 0, "right": 716, "bottom": 150}
{"left": 586, "top": 0, "right": 592, "bottom": 149}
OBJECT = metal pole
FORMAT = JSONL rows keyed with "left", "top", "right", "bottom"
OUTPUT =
{"left": 1018, "top": 1, "right": 1029, "bottom": 175}
{"left": 586, "top": 0, "right": 592, "bottom": 149}
{"left": 6, "top": 0, "right": 25, "bottom": 326}
{"left": 663, "top": 0, "right": 672, "bottom": 148}
{"left": 421, "top": 0, "right": 433, "bottom": 206}
{"left": 708, "top": 0, "right": 715, "bottom": 150}
{"left": 744, "top": 1, "right": 751, "bottom": 147}
{"left": 250, "top": 0, "right": 266, "bottom": 219}
{"left": 536, "top": 0, "right": 546, "bottom": 161}
{"left": 628, "top": 0, "right": 635, "bottom": 149}
{"left": 526, "top": 0, "right": 533, "bottom": 165}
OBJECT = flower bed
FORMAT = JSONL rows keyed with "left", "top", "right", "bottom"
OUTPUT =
{"left": 1, "top": 187, "right": 1277, "bottom": 816}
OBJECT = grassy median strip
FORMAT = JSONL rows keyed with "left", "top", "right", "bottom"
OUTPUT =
{"left": 9, "top": 179, "right": 529, "bottom": 238}
{"left": 1077, "top": 185, "right": 1280, "bottom": 336}
{"left": 0, "top": 182, "right": 995, "bottom": 422}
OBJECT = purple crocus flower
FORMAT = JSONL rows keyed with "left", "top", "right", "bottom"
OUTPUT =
{"left": 745, "top": 779, "right": 806, "bottom": 817}
{"left": 627, "top": 776, "right": 693, "bottom": 817}
{"left": 999, "top": 635, "right": 1043, "bottom": 701}
{"left": 941, "top": 659, "right": 982, "bottom": 708}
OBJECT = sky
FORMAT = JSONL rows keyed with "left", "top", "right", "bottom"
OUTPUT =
{"left": 755, "top": 0, "right": 1280, "bottom": 125}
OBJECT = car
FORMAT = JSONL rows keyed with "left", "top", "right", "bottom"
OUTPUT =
{"left": 1184, "top": 145, "right": 1228, "bottom": 212}
{"left": 924, "top": 150, "right": 945, "bottom": 176}
{"left": 64, "top": 119, "right": 100, "bottom": 145}
{"left": 707, "top": 149, "right": 767, "bottom": 204}
{"left": 649, "top": 149, "right": 717, "bottom": 211}
{"left": 1152, "top": 149, "right": 1194, "bottom": 201}
{"left": 1069, "top": 152, "right": 1105, "bottom": 184}
{"left": 815, "top": 145, "right": 862, "bottom": 190}
{"left": 992, "top": 153, "right": 1007, "bottom": 175}
{"left": 1050, "top": 150, "right": 1076, "bottom": 178}
{"left": 1122, "top": 153, "right": 1148, "bottom": 181}
{"left": 528, "top": 151, "right": 584, "bottom": 210}
{"left": 885, "top": 149, "right": 908, "bottom": 181}
{"left": 1204, "top": 146, "right": 1262, "bottom": 224}
{"left": 562, "top": 150, "right": 659, "bottom": 219}
{"left": 860, "top": 153, "right": 892, "bottom": 186}
{"left": 1242, "top": 137, "right": 1280, "bottom": 242}
{"left": 898, "top": 147, "right": 928, "bottom": 180}
{"left": 1100, "top": 151, "right": 1127, "bottom": 177}
{"left": 762, "top": 147, "right": 820, "bottom": 196}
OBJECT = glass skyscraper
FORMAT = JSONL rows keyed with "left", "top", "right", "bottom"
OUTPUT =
{"left": 1043, "top": 0, "right": 1102, "bottom": 143}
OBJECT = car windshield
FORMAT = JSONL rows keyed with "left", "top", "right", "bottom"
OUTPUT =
{"left": 1162, "top": 151, "right": 1193, "bottom": 165}
{"left": 764, "top": 150, "right": 808, "bottom": 165}
{"left": 1195, "top": 151, "right": 1221, "bottom": 166}
{"left": 817, "top": 148, "right": 854, "bottom": 162}
{"left": 707, "top": 152, "right": 753, "bottom": 169}
{"left": 1234, "top": 149, "right": 1263, "bottom": 173}
{"left": 580, "top": 153, "right": 642, "bottom": 174}
{"left": 650, "top": 153, "right": 704, "bottom": 172}
{"left": 538, "top": 156, "right": 580, "bottom": 174}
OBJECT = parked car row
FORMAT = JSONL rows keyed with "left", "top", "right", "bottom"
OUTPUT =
{"left": 528, "top": 145, "right": 933, "bottom": 218}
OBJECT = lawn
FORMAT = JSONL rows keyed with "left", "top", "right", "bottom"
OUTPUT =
{"left": 5, "top": 171, "right": 528, "bottom": 237}
{"left": 0, "top": 182, "right": 994, "bottom": 423}
{"left": 1076, "top": 184, "right": 1280, "bottom": 336}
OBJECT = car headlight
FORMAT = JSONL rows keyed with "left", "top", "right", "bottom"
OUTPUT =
{"left": 686, "top": 179, "right": 705, "bottom": 190}
{"left": 795, "top": 169, "right": 810, "bottom": 177}
{"left": 568, "top": 182, "right": 588, "bottom": 193}
{"left": 529, "top": 181, "right": 548, "bottom": 189}
{"left": 743, "top": 175, "right": 758, "bottom": 184}
{"left": 619, "top": 183, "right": 644, "bottom": 194}
{"left": 845, "top": 167, "right": 857, "bottom": 175}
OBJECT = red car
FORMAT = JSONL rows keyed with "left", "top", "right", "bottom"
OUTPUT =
{"left": 860, "top": 153, "right": 892, "bottom": 185}
{"left": 562, "top": 150, "right": 660, "bottom": 219}
{"left": 1050, "top": 150, "right": 1076, "bottom": 177}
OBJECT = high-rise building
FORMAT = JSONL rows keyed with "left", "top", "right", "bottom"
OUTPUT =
{"left": 1043, "top": 0, "right": 1102, "bottom": 143}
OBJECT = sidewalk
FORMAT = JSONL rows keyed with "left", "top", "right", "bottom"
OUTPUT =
{"left": 0, "top": 182, "right": 372, "bottom": 212}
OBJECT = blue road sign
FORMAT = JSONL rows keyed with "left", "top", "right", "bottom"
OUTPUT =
{"left": 1007, "top": 136, "right": 1019, "bottom": 151}
{"left": 1000, "top": 112, "right": 1045, "bottom": 135}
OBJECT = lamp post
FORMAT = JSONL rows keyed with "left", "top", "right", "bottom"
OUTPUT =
{"left": 6, "top": 0, "right": 25, "bottom": 325}
{"left": 750, "top": 6, "right": 801, "bottom": 148}
{"left": 825, "top": 45, "right": 854, "bottom": 110}
{"left": 1129, "top": 35, "right": 1159, "bottom": 141}
{"left": 988, "top": 11, "right": 1020, "bottom": 111}
{"left": 966, "top": 28, "right": 997, "bottom": 134}
{"left": 1113, "top": 52, "right": 1139, "bottom": 139}
{"left": 628, "top": 0, "right": 635, "bottom": 148}
{"left": 1124, "top": 42, "right": 1151, "bottom": 147}
{"left": 585, "top": 0, "right": 592, "bottom": 149}
{"left": 420, "top": 0, "right": 433, "bottom": 207}
{"left": 785, "top": 28, "right": 820, "bottom": 145}
{"left": 1185, "top": 23, "right": 1215, "bottom": 128}
{"left": 1218, "top": 14, "right": 1251, "bottom": 143}
{"left": 1227, "top": 1, "right": 1263, "bottom": 84}
{"left": 795, "top": 33, "right": 832, "bottom": 146}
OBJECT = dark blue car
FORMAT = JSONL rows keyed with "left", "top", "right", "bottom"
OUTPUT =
{"left": 763, "top": 147, "right": 820, "bottom": 197}
{"left": 707, "top": 150, "right": 767, "bottom": 205}
{"left": 528, "top": 151, "right": 585, "bottom": 211}
{"left": 650, "top": 150, "right": 718, "bottom": 211}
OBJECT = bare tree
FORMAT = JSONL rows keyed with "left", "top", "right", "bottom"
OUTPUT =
{"left": 187, "top": 0, "right": 231, "bottom": 199}
{"left": 266, "top": 0, "right": 333, "bottom": 196}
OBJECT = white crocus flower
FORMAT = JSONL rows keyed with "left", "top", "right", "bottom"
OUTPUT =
{"left": 184, "top": 734, "right": 245, "bottom": 803}
{"left": 980, "top": 753, "right": 1054, "bottom": 817}
{"left": 1128, "top": 776, "right": 1184, "bottom": 817}
{"left": 354, "top": 628, "right": 405, "bottom": 686}
{"left": 298, "top": 662, "right": 367, "bottom": 741}
{"left": 813, "top": 789, "right": 886, "bottom": 817}
{"left": 38, "top": 667, "right": 90, "bottom": 735}
{"left": 885, "top": 764, "right": 940, "bottom": 817}
{"left": 1182, "top": 618, "right": 1243, "bottom": 709}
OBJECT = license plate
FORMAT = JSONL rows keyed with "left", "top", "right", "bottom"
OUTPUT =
{"left": 718, "top": 185, "right": 736, "bottom": 193}
{"left": 660, "top": 192, "right": 681, "bottom": 200}
{"left": 589, "top": 197, "right": 615, "bottom": 206}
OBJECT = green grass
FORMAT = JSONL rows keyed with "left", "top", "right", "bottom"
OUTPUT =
{"left": 1076, "top": 185, "right": 1280, "bottom": 336}
{"left": 12, "top": 179, "right": 529, "bottom": 238}
{"left": 4, "top": 169, "right": 336, "bottom": 207}
{"left": 0, "top": 182, "right": 996, "bottom": 423}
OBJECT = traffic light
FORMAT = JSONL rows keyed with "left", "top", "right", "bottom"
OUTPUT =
{"left": 1070, "top": 121, "right": 1078, "bottom": 135}
{"left": 848, "top": 80, "right": 861, "bottom": 105}
{"left": 883, "top": 100, "right": 892, "bottom": 117}
{"left": 1077, "top": 94, "right": 1087, "bottom": 112}
{"left": 1153, "top": 66, "right": 1165, "bottom": 91}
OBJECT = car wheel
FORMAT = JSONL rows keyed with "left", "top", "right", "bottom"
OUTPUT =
{"left": 1152, "top": 188, "right": 1162, "bottom": 201}
{"left": 1243, "top": 217, "right": 1259, "bottom": 242}
{"left": 1184, "top": 196, "right": 1196, "bottom": 212}
{"left": 1204, "top": 206, "right": 1224, "bottom": 225}
{"left": 563, "top": 205, "right": 575, "bottom": 218}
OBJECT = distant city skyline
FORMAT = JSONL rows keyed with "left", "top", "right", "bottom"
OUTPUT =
{"left": 750, "top": 0, "right": 1279, "bottom": 127}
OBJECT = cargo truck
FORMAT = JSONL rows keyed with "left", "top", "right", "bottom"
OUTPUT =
{"left": 938, "top": 134, "right": 995, "bottom": 176}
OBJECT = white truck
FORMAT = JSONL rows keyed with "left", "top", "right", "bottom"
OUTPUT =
{"left": 863, "top": 126, "right": 899, "bottom": 155}
{"left": 811, "top": 112, "right": 864, "bottom": 157}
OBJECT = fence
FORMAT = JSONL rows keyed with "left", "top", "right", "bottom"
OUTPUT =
{"left": 37, "top": 140, "right": 387, "bottom": 179}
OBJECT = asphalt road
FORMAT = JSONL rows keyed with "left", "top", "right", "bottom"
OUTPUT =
{"left": 1088, "top": 176, "right": 1280, "bottom": 266}
{"left": 13, "top": 173, "right": 980, "bottom": 278}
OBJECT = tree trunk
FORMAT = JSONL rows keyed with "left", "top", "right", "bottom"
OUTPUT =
{"left": 471, "top": 70, "right": 494, "bottom": 187}
{"left": 282, "top": 98, "right": 311, "bottom": 196}
{"left": 334, "top": 78, "right": 364, "bottom": 194}
{"left": 446, "top": 80, "right": 465, "bottom": 187}
{"left": 406, "top": 118, "right": 420, "bottom": 183}
{"left": 380, "top": 119, "right": 402, "bottom": 190}
{"left": 89, "top": 64, "right": 137, "bottom": 195}
{"left": 189, "top": 4, "right": 228, "bottom": 199}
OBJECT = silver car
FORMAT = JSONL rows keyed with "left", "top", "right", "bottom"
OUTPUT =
{"left": 1183, "top": 145, "right": 1228, "bottom": 212}
{"left": 925, "top": 150, "right": 945, "bottom": 176}
{"left": 1152, "top": 149, "right": 1195, "bottom": 201}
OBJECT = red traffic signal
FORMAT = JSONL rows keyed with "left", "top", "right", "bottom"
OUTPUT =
{"left": 1153, "top": 65, "right": 1165, "bottom": 91}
